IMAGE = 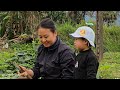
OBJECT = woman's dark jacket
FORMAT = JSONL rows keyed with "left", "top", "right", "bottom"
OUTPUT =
{"left": 32, "top": 37, "right": 75, "bottom": 79}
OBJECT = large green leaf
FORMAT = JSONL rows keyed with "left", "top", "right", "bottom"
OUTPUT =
{"left": 3, "top": 15, "right": 11, "bottom": 21}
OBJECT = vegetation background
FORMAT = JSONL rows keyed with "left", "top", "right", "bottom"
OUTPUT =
{"left": 0, "top": 11, "right": 120, "bottom": 79}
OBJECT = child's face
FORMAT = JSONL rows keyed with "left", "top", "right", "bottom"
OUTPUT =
{"left": 74, "top": 38, "right": 88, "bottom": 51}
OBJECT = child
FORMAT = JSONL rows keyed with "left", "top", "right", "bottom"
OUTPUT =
{"left": 69, "top": 26, "right": 99, "bottom": 79}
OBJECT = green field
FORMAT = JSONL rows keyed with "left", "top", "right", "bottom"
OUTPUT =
{"left": 97, "top": 52, "right": 120, "bottom": 79}
{"left": 0, "top": 43, "right": 120, "bottom": 79}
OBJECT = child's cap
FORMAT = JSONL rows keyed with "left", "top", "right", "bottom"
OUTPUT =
{"left": 69, "top": 26, "right": 95, "bottom": 47}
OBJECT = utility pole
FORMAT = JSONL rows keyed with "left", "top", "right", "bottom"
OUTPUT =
{"left": 96, "top": 11, "right": 103, "bottom": 61}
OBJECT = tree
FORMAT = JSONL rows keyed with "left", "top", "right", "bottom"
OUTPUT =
{"left": 102, "top": 11, "right": 118, "bottom": 26}
{"left": 96, "top": 11, "right": 103, "bottom": 61}
{"left": 0, "top": 11, "right": 42, "bottom": 39}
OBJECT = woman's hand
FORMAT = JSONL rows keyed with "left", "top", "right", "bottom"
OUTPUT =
{"left": 17, "top": 66, "right": 34, "bottom": 79}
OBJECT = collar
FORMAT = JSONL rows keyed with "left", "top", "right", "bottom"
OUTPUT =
{"left": 79, "top": 48, "right": 91, "bottom": 53}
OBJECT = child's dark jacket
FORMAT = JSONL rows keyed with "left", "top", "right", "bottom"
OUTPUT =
{"left": 74, "top": 48, "right": 99, "bottom": 79}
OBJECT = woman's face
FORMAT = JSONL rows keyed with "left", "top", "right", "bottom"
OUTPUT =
{"left": 38, "top": 27, "right": 57, "bottom": 47}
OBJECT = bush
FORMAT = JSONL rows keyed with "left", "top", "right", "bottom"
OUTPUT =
{"left": 103, "top": 25, "right": 120, "bottom": 52}
{"left": 0, "top": 40, "right": 39, "bottom": 79}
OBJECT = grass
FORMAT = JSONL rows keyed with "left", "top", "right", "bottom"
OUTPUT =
{"left": 98, "top": 52, "right": 120, "bottom": 79}
{"left": 1, "top": 46, "right": 120, "bottom": 79}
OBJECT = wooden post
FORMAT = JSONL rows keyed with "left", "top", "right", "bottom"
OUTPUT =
{"left": 96, "top": 11, "right": 103, "bottom": 61}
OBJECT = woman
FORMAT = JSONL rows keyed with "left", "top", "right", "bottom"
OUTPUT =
{"left": 18, "top": 18, "right": 75, "bottom": 79}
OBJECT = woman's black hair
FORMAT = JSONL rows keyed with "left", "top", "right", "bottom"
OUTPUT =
{"left": 37, "top": 18, "right": 56, "bottom": 33}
